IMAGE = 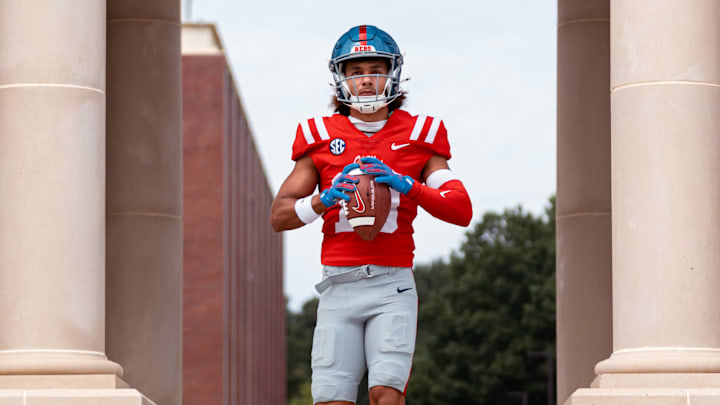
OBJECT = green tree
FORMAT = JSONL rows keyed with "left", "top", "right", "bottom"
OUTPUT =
{"left": 288, "top": 381, "right": 313, "bottom": 405}
{"left": 286, "top": 297, "right": 318, "bottom": 404}
{"left": 408, "top": 197, "right": 556, "bottom": 405}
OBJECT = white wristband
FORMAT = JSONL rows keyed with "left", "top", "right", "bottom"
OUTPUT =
{"left": 295, "top": 195, "right": 321, "bottom": 224}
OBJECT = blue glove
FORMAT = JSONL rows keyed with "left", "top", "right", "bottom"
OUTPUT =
{"left": 360, "top": 157, "right": 414, "bottom": 195}
{"left": 319, "top": 163, "right": 360, "bottom": 207}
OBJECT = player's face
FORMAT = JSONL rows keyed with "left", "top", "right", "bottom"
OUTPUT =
{"left": 343, "top": 59, "right": 389, "bottom": 97}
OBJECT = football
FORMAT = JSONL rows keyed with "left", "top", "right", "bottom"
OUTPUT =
{"left": 340, "top": 168, "right": 391, "bottom": 241}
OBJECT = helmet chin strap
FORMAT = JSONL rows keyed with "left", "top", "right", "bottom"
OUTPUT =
{"left": 349, "top": 96, "right": 390, "bottom": 114}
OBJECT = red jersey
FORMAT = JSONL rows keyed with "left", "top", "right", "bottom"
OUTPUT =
{"left": 291, "top": 109, "right": 451, "bottom": 267}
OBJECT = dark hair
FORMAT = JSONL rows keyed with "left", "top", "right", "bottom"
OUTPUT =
{"left": 330, "top": 93, "right": 407, "bottom": 116}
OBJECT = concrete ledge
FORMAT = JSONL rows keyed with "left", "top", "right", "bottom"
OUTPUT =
{"left": 0, "top": 389, "right": 155, "bottom": 405}
{"left": 569, "top": 388, "right": 720, "bottom": 405}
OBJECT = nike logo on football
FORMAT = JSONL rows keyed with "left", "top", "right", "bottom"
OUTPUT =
{"left": 352, "top": 189, "right": 366, "bottom": 213}
{"left": 397, "top": 287, "right": 413, "bottom": 293}
{"left": 391, "top": 142, "right": 411, "bottom": 151}
{"left": 440, "top": 190, "right": 452, "bottom": 198}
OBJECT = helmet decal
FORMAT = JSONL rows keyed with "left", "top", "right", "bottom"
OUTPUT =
{"left": 351, "top": 45, "right": 376, "bottom": 53}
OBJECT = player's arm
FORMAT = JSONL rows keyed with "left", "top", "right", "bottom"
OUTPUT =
{"left": 270, "top": 156, "right": 359, "bottom": 232}
{"left": 361, "top": 156, "right": 473, "bottom": 227}
{"left": 414, "top": 155, "right": 473, "bottom": 226}
{"left": 271, "top": 156, "right": 324, "bottom": 232}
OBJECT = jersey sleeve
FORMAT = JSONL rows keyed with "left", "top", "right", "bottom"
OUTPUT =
{"left": 291, "top": 123, "right": 311, "bottom": 161}
{"left": 428, "top": 120, "right": 451, "bottom": 159}
{"left": 407, "top": 115, "right": 452, "bottom": 160}
{"left": 291, "top": 117, "right": 331, "bottom": 161}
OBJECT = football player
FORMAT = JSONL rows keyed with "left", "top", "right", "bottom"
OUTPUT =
{"left": 271, "top": 25, "right": 472, "bottom": 405}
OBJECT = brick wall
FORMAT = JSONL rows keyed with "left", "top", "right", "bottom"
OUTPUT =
{"left": 183, "top": 53, "right": 285, "bottom": 405}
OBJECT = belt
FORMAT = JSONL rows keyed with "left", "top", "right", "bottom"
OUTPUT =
{"left": 315, "top": 265, "right": 397, "bottom": 294}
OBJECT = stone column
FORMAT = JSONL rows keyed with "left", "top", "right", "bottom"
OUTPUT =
{"left": 570, "top": 1, "right": 720, "bottom": 403}
{"left": 0, "top": 0, "right": 125, "bottom": 387}
{"left": 556, "top": 0, "right": 612, "bottom": 404}
{"left": 106, "top": 1, "right": 183, "bottom": 404}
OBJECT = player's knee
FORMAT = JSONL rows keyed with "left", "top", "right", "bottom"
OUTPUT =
{"left": 368, "top": 359, "right": 411, "bottom": 391}
{"left": 368, "top": 385, "right": 404, "bottom": 405}
{"left": 312, "top": 376, "right": 358, "bottom": 404}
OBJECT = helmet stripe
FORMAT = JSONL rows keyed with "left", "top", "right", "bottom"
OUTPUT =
{"left": 314, "top": 116, "right": 331, "bottom": 140}
{"left": 425, "top": 118, "right": 442, "bottom": 144}
{"left": 409, "top": 115, "right": 427, "bottom": 141}
{"left": 359, "top": 25, "right": 367, "bottom": 45}
{"left": 299, "top": 120, "right": 315, "bottom": 145}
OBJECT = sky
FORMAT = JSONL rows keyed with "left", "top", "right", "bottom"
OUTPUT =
{"left": 186, "top": 0, "right": 558, "bottom": 311}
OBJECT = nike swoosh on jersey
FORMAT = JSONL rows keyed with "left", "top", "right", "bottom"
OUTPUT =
{"left": 440, "top": 190, "right": 452, "bottom": 198}
{"left": 397, "top": 287, "right": 413, "bottom": 293}
{"left": 391, "top": 142, "right": 411, "bottom": 150}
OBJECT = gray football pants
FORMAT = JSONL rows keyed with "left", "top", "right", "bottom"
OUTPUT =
{"left": 311, "top": 265, "right": 418, "bottom": 403}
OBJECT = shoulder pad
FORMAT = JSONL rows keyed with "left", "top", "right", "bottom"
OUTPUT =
{"left": 408, "top": 115, "right": 442, "bottom": 143}
{"left": 406, "top": 114, "right": 451, "bottom": 159}
{"left": 291, "top": 116, "right": 333, "bottom": 161}
{"left": 299, "top": 116, "right": 332, "bottom": 145}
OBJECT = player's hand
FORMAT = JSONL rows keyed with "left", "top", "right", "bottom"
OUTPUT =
{"left": 360, "top": 157, "right": 414, "bottom": 195}
{"left": 319, "top": 163, "right": 360, "bottom": 207}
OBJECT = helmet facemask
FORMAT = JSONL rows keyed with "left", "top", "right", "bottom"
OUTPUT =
{"left": 330, "top": 55, "right": 403, "bottom": 114}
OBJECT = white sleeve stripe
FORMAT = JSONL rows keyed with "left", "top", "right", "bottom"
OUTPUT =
{"left": 425, "top": 169, "right": 459, "bottom": 189}
{"left": 409, "top": 115, "right": 426, "bottom": 140}
{"left": 424, "top": 118, "right": 442, "bottom": 144}
{"left": 300, "top": 120, "right": 314, "bottom": 145}
{"left": 314, "top": 117, "right": 330, "bottom": 140}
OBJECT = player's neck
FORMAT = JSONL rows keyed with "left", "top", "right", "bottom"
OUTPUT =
{"left": 348, "top": 106, "right": 389, "bottom": 122}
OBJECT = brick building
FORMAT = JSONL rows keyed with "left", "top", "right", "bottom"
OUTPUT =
{"left": 182, "top": 24, "right": 285, "bottom": 405}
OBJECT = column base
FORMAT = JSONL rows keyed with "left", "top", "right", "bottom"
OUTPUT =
{"left": 0, "top": 374, "right": 129, "bottom": 390}
{"left": 0, "top": 351, "right": 123, "bottom": 376}
{"left": 596, "top": 349, "right": 720, "bottom": 374}
{"left": 0, "top": 388, "right": 155, "bottom": 404}
{"left": 568, "top": 388, "right": 720, "bottom": 405}
{"left": 592, "top": 373, "right": 720, "bottom": 389}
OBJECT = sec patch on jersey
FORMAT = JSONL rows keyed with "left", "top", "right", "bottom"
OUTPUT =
{"left": 340, "top": 169, "right": 390, "bottom": 241}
